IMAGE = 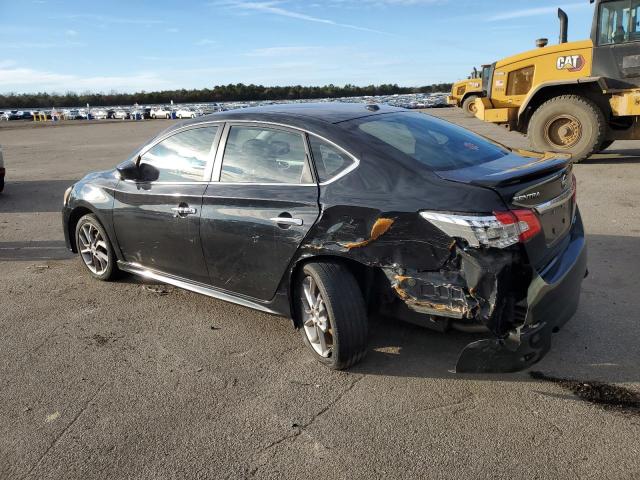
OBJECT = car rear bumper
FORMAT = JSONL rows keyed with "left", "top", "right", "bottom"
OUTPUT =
{"left": 456, "top": 213, "right": 587, "bottom": 373}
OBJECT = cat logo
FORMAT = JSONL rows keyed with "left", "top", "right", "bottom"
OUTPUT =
{"left": 556, "top": 54, "right": 585, "bottom": 72}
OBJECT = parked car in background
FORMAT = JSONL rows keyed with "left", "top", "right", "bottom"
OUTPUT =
{"left": 142, "top": 107, "right": 152, "bottom": 119}
{"left": 64, "top": 109, "right": 80, "bottom": 120}
{"left": 176, "top": 107, "right": 196, "bottom": 119}
{"left": 106, "top": 109, "right": 116, "bottom": 119}
{"left": 113, "top": 110, "right": 129, "bottom": 119}
{"left": 151, "top": 106, "right": 171, "bottom": 119}
{"left": 92, "top": 109, "right": 108, "bottom": 120}
{"left": 0, "top": 144, "right": 5, "bottom": 193}
{"left": 62, "top": 103, "right": 587, "bottom": 374}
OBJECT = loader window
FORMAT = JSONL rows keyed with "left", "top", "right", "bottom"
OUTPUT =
{"left": 598, "top": 0, "right": 639, "bottom": 45}
{"left": 507, "top": 66, "right": 534, "bottom": 96}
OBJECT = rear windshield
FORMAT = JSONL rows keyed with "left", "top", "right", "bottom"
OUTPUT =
{"left": 342, "top": 112, "right": 509, "bottom": 171}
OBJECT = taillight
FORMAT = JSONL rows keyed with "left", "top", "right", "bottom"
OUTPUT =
{"left": 493, "top": 209, "right": 541, "bottom": 243}
{"left": 420, "top": 209, "right": 541, "bottom": 249}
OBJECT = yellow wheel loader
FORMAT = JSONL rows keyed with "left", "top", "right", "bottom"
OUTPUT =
{"left": 447, "top": 66, "right": 489, "bottom": 117}
{"left": 474, "top": 0, "right": 640, "bottom": 162}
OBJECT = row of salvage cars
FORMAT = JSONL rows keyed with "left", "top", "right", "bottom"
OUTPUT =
{"left": 62, "top": 103, "right": 587, "bottom": 373}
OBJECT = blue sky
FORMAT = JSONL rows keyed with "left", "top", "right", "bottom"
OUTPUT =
{"left": 0, "top": 0, "right": 596, "bottom": 94}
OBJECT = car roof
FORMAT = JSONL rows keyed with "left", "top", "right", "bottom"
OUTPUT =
{"left": 178, "top": 102, "right": 407, "bottom": 129}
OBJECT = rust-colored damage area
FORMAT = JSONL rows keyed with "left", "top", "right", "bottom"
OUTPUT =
{"left": 392, "top": 274, "right": 475, "bottom": 319}
{"left": 343, "top": 217, "right": 395, "bottom": 249}
{"left": 381, "top": 242, "right": 529, "bottom": 336}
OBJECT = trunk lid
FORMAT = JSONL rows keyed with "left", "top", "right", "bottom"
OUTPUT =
{"left": 435, "top": 151, "right": 576, "bottom": 270}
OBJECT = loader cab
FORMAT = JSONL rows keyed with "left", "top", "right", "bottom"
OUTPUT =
{"left": 481, "top": 64, "right": 495, "bottom": 97}
{"left": 591, "top": 0, "right": 640, "bottom": 86}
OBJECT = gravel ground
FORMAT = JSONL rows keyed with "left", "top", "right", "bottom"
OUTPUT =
{"left": 1, "top": 112, "right": 639, "bottom": 480}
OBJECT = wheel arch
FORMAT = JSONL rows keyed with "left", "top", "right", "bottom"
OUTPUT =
{"left": 66, "top": 204, "right": 116, "bottom": 255}
{"left": 287, "top": 253, "right": 379, "bottom": 328}
{"left": 517, "top": 78, "right": 609, "bottom": 131}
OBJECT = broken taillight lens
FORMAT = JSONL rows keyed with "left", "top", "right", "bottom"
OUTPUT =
{"left": 420, "top": 209, "right": 541, "bottom": 249}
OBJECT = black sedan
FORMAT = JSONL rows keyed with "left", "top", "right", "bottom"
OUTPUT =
{"left": 62, "top": 103, "right": 587, "bottom": 373}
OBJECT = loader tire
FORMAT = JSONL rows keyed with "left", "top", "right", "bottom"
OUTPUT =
{"left": 462, "top": 95, "right": 479, "bottom": 118}
{"left": 598, "top": 140, "right": 614, "bottom": 152}
{"left": 528, "top": 95, "right": 606, "bottom": 163}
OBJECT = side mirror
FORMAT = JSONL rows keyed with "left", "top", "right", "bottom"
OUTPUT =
{"left": 117, "top": 161, "right": 140, "bottom": 181}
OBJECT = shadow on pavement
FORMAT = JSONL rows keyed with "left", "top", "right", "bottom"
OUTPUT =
{"left": 583, "top": 149, "right": 640, "bottom": 164}
{"left": 0, "top": 180, "right": 76, "bottom": 213}
{"left": 0, "top": 240, "right": 73, "bottom": 260}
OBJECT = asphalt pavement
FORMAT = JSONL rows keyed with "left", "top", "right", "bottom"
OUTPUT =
{"left": 0, "top": 111, "right": 638, "bottom": 479}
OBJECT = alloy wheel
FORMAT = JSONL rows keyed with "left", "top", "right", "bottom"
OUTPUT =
{"left": 301, "top": 275, "right": 333, "bottom": 358}
{"left": 78, "top": 222, "right": 110, "bottom": 275}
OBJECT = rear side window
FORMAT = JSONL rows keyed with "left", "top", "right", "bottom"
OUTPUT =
{"left": 308, "top": 137, "right": 355, "bottom": 182}
{"left": 140, "top": 126, "right": 218, "bottom": 181}
{"left": 344, "top": 112, "right": 508, "bottom": 171}
{"left": 220, "top": 126, "right": 313, "bottom": 184}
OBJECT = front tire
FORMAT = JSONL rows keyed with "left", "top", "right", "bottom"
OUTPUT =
{"left": 462, "top": 95, "right": 479, "bottom": 118}
{"left": 75, "top": 214, "right": 118, "bottom": 281}
{"left": 295, "top": 261, "right": 368, "bottom": 370}
{"left": 528, "top": 95, "right": 606, "bottom": 163}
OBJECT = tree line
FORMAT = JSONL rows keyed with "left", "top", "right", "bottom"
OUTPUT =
{"left": 0, "top": 83, "right": 453, "bottom": 109}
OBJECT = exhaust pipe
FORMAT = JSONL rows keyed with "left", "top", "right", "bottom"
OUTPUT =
{"left": 472, "top": 67, "right": 478, "bottom": 78}
{"left": 558, "top": 8, "right": 568, "bottom": 43}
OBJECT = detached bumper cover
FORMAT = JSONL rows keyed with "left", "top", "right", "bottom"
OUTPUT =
{"left": 456, "top": 216, "right": 587, "bottom": 373}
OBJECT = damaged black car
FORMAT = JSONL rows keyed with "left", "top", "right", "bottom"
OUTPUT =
{"left": 62, "top": 103, "right": 587, "bottom": 373}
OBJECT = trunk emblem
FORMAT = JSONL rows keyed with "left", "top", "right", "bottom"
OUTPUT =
{"left": 513, "top": 191, "right": 540, "bottom": 202}
{"left": 561, "top": 173, "right": 568, "bottom": 189}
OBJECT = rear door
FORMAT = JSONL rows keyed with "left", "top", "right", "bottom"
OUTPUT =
{"left": 200, "top": 123, "right": 320, "bottom": 300}
{"left": 113, "top": 124, "right": 221, "bottom": 283}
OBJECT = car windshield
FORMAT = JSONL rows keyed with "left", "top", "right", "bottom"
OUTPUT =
{"left": 342, "top": 112, "right": 509, "bottom": 171}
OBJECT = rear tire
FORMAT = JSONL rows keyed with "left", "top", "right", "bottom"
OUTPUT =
{"left": 462, "top": 95, "right": 479, "bottom": 118}
{"left": 598, "top": 140, "right": 614, "bottom": 152}
{"left": 528, "top": 95, "right": 606, "bottom": 163}
{"left": 294, "top": 261, "right": 368, "bottom": 370}
{"left": 75, "top": 214, "right": 119, "bottom": 281}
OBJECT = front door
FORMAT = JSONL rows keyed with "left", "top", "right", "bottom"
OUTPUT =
{"left": 113, "top": 125, "right": 220, "bottom": 283}
{"left": 200, "top": 124, "right": 320, "bottom": 300}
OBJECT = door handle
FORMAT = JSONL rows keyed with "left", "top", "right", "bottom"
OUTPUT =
{"left": 171, "top": 206, "right": 197, "bottom": 217}
{"left": 270, "top": 216, "right": 303, "bottom": 226}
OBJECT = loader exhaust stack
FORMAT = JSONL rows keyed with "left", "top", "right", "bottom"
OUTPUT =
{"left": 558, "top": 8, "right": 568, "bottom": 44}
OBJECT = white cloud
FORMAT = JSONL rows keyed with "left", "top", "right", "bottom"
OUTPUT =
{"left": 195, "top": 38, "right": 216, "bottom": 46}
{"left": 213, "top": 1, "right": 390, "bottom": 34}
{"left": 488, "top": 2, "right": 589, "bottom": 21}
{"left": 166, "top": 27, "right": 180, "bottom": 33}
{"left": 65, "top": 29, "right": 78, "bottom": 36}
{"left": 245, "top": 46, "right": 325, "bottom": 57}
{"left": 0, "top": 64, "right": 173, "bottom": 93}
{"left": 0, "top": 41, "right": 85, "bottom": 49}
{"left": 52, "top": 14, "right": 165, "bottom": 25}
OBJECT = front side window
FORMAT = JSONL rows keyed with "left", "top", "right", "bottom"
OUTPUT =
{"left": 308, "top": 137, "right": 355, "bottom": 183}
{"left": 599, "top": 0, "right": 640, "bottom": 45}
{"left": 220, "top": 126, "right": 312, "bottom": 184}
{"left": 140, "top": 126, "right": 218, "bottom": 182}
{"left": 342, "top": 112, "right": 508, "bottom": 171}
